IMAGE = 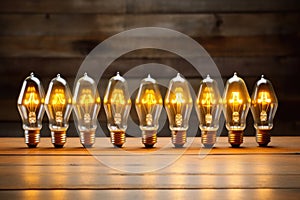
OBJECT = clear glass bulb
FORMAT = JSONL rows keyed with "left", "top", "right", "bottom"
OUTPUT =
{"left": 251, "top": 75, "right": 278, "bottom": 146}
{"left": 104, "top": 72, "right": 131, "bottom": 147}
{"left": 17, "top": 72, "right": 45, "bottom": 148}
{"left": 223, "top": 72, "right": 250, "bottom": 147}
{"left": 45, "top": 74, "right": 72, "bottom": 148}
{"left": 73, "top": 73, "right": 101, "bottom": 148}
{"left": 135, "top": 74, "right": 163, "bottom": 148}
{"left": 165, "top": 73, "right": 193, "bottom": 148}
{"left": 195, "top": 75, "right": 222, "bottom": 148}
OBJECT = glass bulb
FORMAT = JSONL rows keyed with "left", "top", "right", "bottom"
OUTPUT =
{"left": 17, "top": 72, "right": 45, "bottom": 148}
{"left": 223, "top": 72, "right": 250, "bottom": 147}
{"left": 251, "top": 75, "right": 278, "bottom": 146}
{"left": 165, "top": 73, "right": 193, "bottom": 148}
{"left": 195, "top": 75, "right": 222, "bottom": 148}
{"left": 104, "top": 72, "right": 131, "bottom": 147}
{"left": 73, "top": 73, "right": 101, "bottom": 148}
{"left": 45, "top": 74, "right": 72, "bottom": 148}
{"left": 135, "top": 74, "right": 163, "bottom": 148}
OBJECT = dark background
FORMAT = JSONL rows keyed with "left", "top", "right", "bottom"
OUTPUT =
{"left": 0, "top": 0, "right": 299, "bottom": 137}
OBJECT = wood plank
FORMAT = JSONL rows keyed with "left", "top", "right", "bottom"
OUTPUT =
{"left": 0, "top": 57, "right": 299, "bottom": 78}
{"left": 0, "top": 189, "right": 300, "bottom": 200}
{"left": 0, "top": 0, "right": 126, "bottom": 14}
{"left": 0, "top": 35, "right": 299, "bottom": 57}
{"left": 0, "top": 0, "right": 299, "bottom": 13}
{"left": 126, "top": 0, "right": 300, "bottom": 13}
{"left": 1, "top": 14, "right": 299, "bottom": 37}
{"left": 0, "top": 137, "right": 299, "bottom": 155}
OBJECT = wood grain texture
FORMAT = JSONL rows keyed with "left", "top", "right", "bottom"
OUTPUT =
{"left": 0, "top": 137, "right": 299, "bottom": 200}
{"left": 0, "top": 0, "right": 299, "bottom": 13}
{"left": 0, "top": 35, "right": 299, "bottom": 57}
{"left": 1, "top": 13, "right": 299, "bottom": 36}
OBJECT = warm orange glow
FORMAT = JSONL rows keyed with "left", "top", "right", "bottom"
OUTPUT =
{"left": 51, "top": 89, "right": 66, "bottom": 123}
{"left": 23, "top": 86, "right": 40, "bottom": 124}
{"left": 200, "top": 87, "right": 216, "bottom": 124}
{"left": 229, "top": 92, "right": 243, "bottom": 123}
{"left": 257, "top": 91, "right": 271, "bottom": 122}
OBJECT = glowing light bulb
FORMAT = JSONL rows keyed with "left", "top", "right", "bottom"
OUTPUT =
{"left": 135, "top": 74, "right": 163, "bottom": 148}
{"left": 73, "top": 73, "right": 101, "bottom": 148}
{"left": 165, "top": 73, "right": 193, "bottom": 148}
{"left": 104, "top": 72, "right": 131, "bottom": 147}
{"left": 223, "top": 72, "right": 251, "bottom": 147}
{"left": 195, "top": 75, "right": 222, "bottom": 148}
{"left": 45, "top": 74, "right": 72, "bottom": 148}
{"left": 251, "top": 75, "right": 278, "bottom": 146}
{"left": 17, "top": 72, "right": 45, "bottom": 148}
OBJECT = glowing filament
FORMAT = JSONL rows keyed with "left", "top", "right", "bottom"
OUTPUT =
{"left": 141, "top": 89, "right": 158, "bottom": 126}
{"left": 111, "top": 89, "right": 126, "bottom": 125}
{"left": 52, "top": 89, "right": 66, "bottom": 123}
{"left": 24, "top": 86, "right": 40, "bottom": 124}
{"left": 229, "top": 92, "right": 243, "bottom": 123}
{"left": 79, "top": 89, "right": 94, "bottom": 124}
{"left": 257, "top": 91, "right": 271, "bottom": 122}
{"left": 170, "top": 87, "right": 185, "bottom": 126}
{"left": 201, "top": 87, "right": 216, "bottom": 124}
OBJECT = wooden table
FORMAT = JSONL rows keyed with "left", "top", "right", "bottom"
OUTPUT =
{"left": 0, "top": 137, "right": 299, "bottom": 199}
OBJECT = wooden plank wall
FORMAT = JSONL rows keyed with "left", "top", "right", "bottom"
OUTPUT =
{"left": 0, "top": 0, "right": 299, "bottom": 136}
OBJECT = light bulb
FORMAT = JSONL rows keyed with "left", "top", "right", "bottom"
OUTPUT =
{"left": 73, "top": 73, "right": 101, "bottom": 148}
{"left": 223, "top": 72, "right": 251, "bottom": 147}
{"left": 17, "top": 72, "right": 45, "bottom": 148}
{"left": 165, "top": 73, "right": 193, "bottom": 148}
{"left": 195, "top": 75, "right": 222, "bottom": 148}
{"left": 45, "top": 74, "right": 72, "bottom": 148}
{"left": 135, "top": 74, "right": 163, "bottom": 148}
{"left": 251, "top": 75, "right": 278, "bottom": 146}
{"left": 104, "top": 72, "right": 131, "bottom": 147}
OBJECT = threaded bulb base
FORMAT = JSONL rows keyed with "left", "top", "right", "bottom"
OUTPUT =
{"left": 142, "top": 130, "right": 157, "bottom": 148}
{"left": 25, "top": 130, "right": 40, "bottom": 148}
{"left": 228, "top": 130, "right": 243, "bottom": 148}
{"left": 80, "top": 131, "right": 96, "bottom": 148}
{"left": 51, "top": 131, "right": 66, "bottom": 148}
{"left": 172, "top": 131, "right": 186, "bottom": 148}
{"left": 110, "top": 131, "right": 125, "bottom": 148}
{"left": 201, "top": 131, "right": 216, "bottom": 148}
{"left": 256, "top": 130, "right": 271, "bottom": 147}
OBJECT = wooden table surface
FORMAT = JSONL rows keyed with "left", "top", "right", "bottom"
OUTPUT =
{"left": 0, "top": 136, "right": 299, "bottom": 199}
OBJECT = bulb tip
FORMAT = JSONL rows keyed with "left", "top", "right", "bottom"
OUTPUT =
{"left": 261, "top": 74, "right": 265, "bottom": 78}
{"left": 147, "top": 74, "right": 151, "bottom": 78}
{"left": 30, "top": 72, "right": 34, "bottom": 77}
{"left": 234, "top": 72, "right": 237, "bottom": 76}
{"left": 84, "top": 72, "right": 87, "bottom": 77}
{"left": 57, "top": 74, "right": 61, "bottom": 78}
{"left": 116, "top": 72, "right": 120, "bottom": 76}
{"left": 207, "top": 74, "right": 210, "bottom": 78}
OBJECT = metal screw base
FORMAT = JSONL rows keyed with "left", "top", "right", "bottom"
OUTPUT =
{"left": 142, "top": 130, "right": 157, "bottom": 148}
{"left": 110, "top": 131, "right": 125, "bottom": 148}
{"left": 25, "top": 130, "right": 40, "bottom": 148}
{"left": 256, "top": 130, "right": 271, "bottom": 147}
{"left": 51, "top": 131, "right": 66, "bottom": 148}
{"left": 201, "top": 131, "right": 216, "bottom": 148}
{"left": 80, "top": 131, "right": 96, "bottom": 148}
{"left": 228, "top": 130, "right": 243, "bottom": 148}
{"left": 172, "top": 131, "right": 186, "bottom": 148}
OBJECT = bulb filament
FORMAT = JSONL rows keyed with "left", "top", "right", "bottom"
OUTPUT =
{"left": 229, "top": 92, "right": 243, "bottom": 123}
{"left": 257, "top": 91, "right": 271, "bottom": 122}
{"left": 111, "top": 89, "right": 125, "bottom": 125}
{"left": 52, "top": 89, "right": 66, "bottom": 123}
{"left": 24, "top": 86, "right": 39, "bottom": 124}
{"left": 171, "top": 87, "right": 185, "bottom": 126}
{"left": 201, "top": 87, "right": 216, "bottom": 124}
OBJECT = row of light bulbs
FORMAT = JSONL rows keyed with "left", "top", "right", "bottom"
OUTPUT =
{"left": 17, "top": 72, "right": 278, "bottom": 148}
